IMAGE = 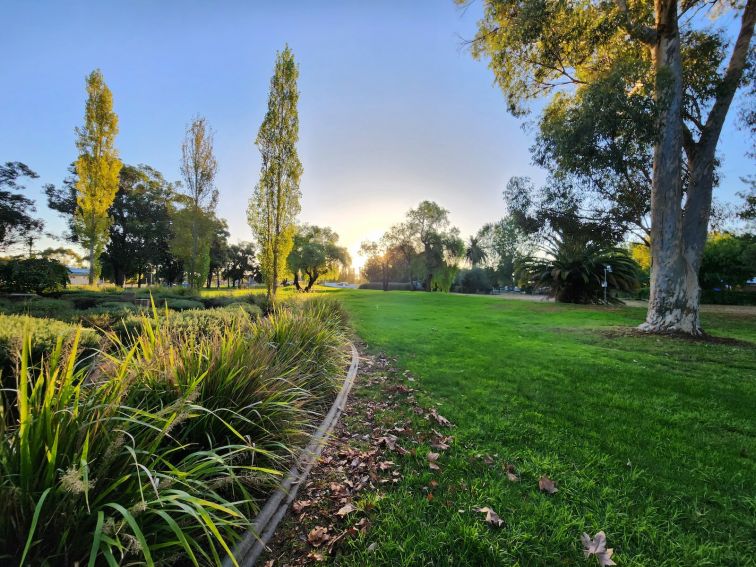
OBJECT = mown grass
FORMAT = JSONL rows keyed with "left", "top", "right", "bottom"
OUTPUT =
{"left": 333, "top": 291, "right": 755, "bottom": 566}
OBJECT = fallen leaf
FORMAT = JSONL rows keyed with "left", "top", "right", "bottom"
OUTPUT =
{"left": 427, "top": 408, "right": 453, "bottom": 427}
{"left": 367, "top": 542, "right": 378, "bottom": 552}
{"left": 336, "top": 503, "right": 356, "bottom": 517}
{"left": 427, "top": 451, "right": 441, "bottom": 470}
{"left": 307, "top": 526, "right": 330, "bottom": 547}
{"left": 581, "top": 531, "right": 616, "bottom": 566}
{"left": 429, "top": 479, "right": 439, "bottom": 489}
{"left": 475, "top": 506, "right": 504, "bottom": 527}
{"left": 483, "top": 455, "right": 495, "bottom": 465}
{"left": 503, "top": 464, "right": 519, "bottom": 482}
{"left": 306, "top": 551, "right": 325, "bottom": 562}
{"left": 538, "top": 475, "right": 558, "bottom": 494}
{"left": 292, "top": 499, "right": 312, "bottom": 514}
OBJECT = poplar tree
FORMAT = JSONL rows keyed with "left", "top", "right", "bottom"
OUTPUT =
{"left": 74, "top": 69, "right": 122, "bottom": 284}
{"left": 175, "top": 116, "right": 218, "bottom": 288}
{"left": 248, "top": 46, "right": 303, "bottom": 302}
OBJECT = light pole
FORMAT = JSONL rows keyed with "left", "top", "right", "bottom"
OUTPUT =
{"left": 603, "top": 264, "right": 612, "bottom": 303}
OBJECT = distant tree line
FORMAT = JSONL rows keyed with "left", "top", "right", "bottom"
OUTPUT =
{"left": 2, "top": 48, "right": 353, "bottom": 295}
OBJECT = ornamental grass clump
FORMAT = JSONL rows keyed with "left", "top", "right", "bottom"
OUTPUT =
{"left": 0, "top": 297, "right": 350, "bottom": 565}
{"left": 0, "top": 332, "right": 257, "bottom": 565}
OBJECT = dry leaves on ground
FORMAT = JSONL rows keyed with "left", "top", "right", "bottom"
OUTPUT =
{"left": 427, "top": 451, "right": 441, "bottom": 471}
{"left": 307, "top": 526, "right": 330, "bottom": 548}
{"left": 538, "top": 475, "right": 558, "bottom": 494}
{"left": 475, "top": 506, "right": 505, "bottom": 528}
{"left": 581, "top": 531, "right": 616, "bottom": 566}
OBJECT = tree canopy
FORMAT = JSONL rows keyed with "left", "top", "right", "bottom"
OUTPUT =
{"left": 288, "top": 225, "right": 350, "bottom": 291}
{"left": 0, "top": 162, "right": 43, "bottom": 251}
{"left": 248, "top": 46, "right": 303, "bottom": 302}
{"left": 463, "top": 0, "right": 756, "bottom": 334}
{"left": 74, "top": 69, "right": 122, "bottom": 284}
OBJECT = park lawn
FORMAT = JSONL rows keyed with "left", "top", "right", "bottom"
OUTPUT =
{"left": 333, "top": 290, "right": 755, "bottom": 566}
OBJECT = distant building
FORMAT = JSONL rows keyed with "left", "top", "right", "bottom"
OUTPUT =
{"left": 67, "top": 267, "right": 89, "bottom": 286}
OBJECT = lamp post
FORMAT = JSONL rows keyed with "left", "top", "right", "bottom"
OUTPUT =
{"left": 603, "top": 264, "right": 612, "bottom": 303}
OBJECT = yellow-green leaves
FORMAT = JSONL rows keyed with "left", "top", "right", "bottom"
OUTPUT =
{"left": 248, "top": 46, "right": 303, "bottom": 301}
{"left": 74, "top": 69, "right": 122, "bottom": 284}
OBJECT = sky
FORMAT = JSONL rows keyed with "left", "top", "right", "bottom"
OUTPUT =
{"left": 1, "top": 0, "right": 753, "bottom": 270}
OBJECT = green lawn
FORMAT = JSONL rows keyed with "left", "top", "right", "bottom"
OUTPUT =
{"left": 333, "top": 291, "right": 755, "bottom": 566}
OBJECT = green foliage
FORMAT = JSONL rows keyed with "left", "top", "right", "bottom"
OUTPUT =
{"left": 159, "top": 298, "right": 205, "bottom": 311}
{"left": 74, "top": 69, "right": 122, "bottom": 284}
{"left": 517, "top": 234, "right": 640, "bottom": 303}
{"left": 222, "top": 242, "right": 258, "bottom": 287}
{"left": 699, "top": 232, "right": 756, "bottom": 290}
{"left": 459, "top": 267, "right": 493, "bottom": 294}
{"left": 464, "top": 236, "right": 488, "bottom": 267}
{"left": 0, "top": 314, "right": 100, "bottom": 380}
{"left": 170, "top": 206, "right": 214, "bottom": 289}
{"left": 0, "top": 297, "right": 349, "bottom": 564}
{"left": 249, "top": 46, "right": 303, "bottom": 300}
{"left": 101, "top": 165, "right": 176, "bottom": 287}
{"left": 358, "top": 282, "right": 413, "bottom": 291}
{"left": 0, "top": 258, "right": 69, "bottom": 294}
{"left": 288, "top": 225, "right": 350, "bottom": 291}
{"left": 0, "top": 162, "right": 44, "bottom": 250}
{"left": 2, "top": 297, "right": 74, "bottom": 320}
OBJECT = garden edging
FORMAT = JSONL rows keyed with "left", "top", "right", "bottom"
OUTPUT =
{"left": 224, "top": 341, "right": 360, "bottom": 567}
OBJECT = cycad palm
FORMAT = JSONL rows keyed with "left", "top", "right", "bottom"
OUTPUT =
{"left": 517, "top": 233, "right": 639, "bottom": 303}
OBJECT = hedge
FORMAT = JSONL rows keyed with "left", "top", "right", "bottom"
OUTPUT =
{"left": 0, "top": 314, "right": 101, "bottom": 381}
{"left": 358, "top": 282, "right": 413, "bottom": 291}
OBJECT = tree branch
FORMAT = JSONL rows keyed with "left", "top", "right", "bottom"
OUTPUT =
{"left": 615, "top": 0, "right": 657, "bottom": 45}
{"left": 700, "top": 0, "right": 756, "bottom": 149}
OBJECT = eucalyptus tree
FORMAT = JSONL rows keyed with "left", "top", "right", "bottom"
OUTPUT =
{"left": 248, "top": 46, "right": 302, "bottom": 303}
{"left": 463, "top": 0, "right": 755, "bottom": 334}
{"left": 73, "top": 69, "right": 122, "bottom": 284}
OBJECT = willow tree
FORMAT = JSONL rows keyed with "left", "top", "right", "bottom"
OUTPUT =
{"left": 248, "top": 46, "right": 302, "bottom": 302}
{"left": 175, "top": 116, "right": 219, "bottom": 288}
{"left": 463, "top": 1, "right": 755, "bottom": 335}
{"left": 74, "top": 69, "right": 122, "bottom": 284}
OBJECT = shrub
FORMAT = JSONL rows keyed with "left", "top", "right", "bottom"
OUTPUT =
{"left": 0, "top": 297, "right": 351, "bottom": 564}
{"left": 0, "top": 258, "right": 69, "bottom": 294}
{"left": 517, "top": 235, "right": 640, "bottom": 304}
{"left": 77, "top": 302, "right": 141, "bottom": 329}
{"left": 0, "top": 297, "right": 74, "bottom": 320}
{"left": 0, "top": 332, "right": 256, "bottom": 565}
{"left": 163, "top": 305, "right": 258, "bottom": 335}
{"left": 459, "top": 268, "right": 493, "bottom": 294}
{"left": 0, "top": 314, "right": 100, "bottom": 381}
{"left": 358, "top": 282, "right": 413, "bottom": 291}
{"left": 159, "top": 298, "right": 205, "bottom": 311}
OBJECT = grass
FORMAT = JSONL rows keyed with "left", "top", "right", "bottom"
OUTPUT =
{"left": 331, "top": 291, "right": 755, "bottom": 566}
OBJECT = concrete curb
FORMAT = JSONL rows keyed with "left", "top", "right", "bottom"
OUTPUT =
{"left": 224, "top": 342, "right": 360, "bottom": 567}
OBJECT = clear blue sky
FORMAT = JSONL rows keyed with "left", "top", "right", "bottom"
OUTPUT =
{"left": 1, "top": 1, "right": 752, "bottom": 266}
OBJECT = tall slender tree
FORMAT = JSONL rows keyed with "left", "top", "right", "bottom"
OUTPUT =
{"left": 176, "top": 116, "right": 218, "bottom": 288}
{"left": 248, "top": 46, "right": 303, "bottom": 302}
{"left": 74, "top": 69, "right": 122, "bottom": 284}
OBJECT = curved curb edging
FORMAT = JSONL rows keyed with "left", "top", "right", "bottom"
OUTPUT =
{"left": 224, "top": 342, "right": 360, "bottom": 567}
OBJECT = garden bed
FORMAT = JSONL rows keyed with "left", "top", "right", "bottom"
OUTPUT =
{"left": 0, "top": 293, "right": 351, "bottom": 565}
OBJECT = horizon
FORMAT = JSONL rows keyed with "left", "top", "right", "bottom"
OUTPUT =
{"left": 2, "top": 0, "right": 753, "bottom": 271}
